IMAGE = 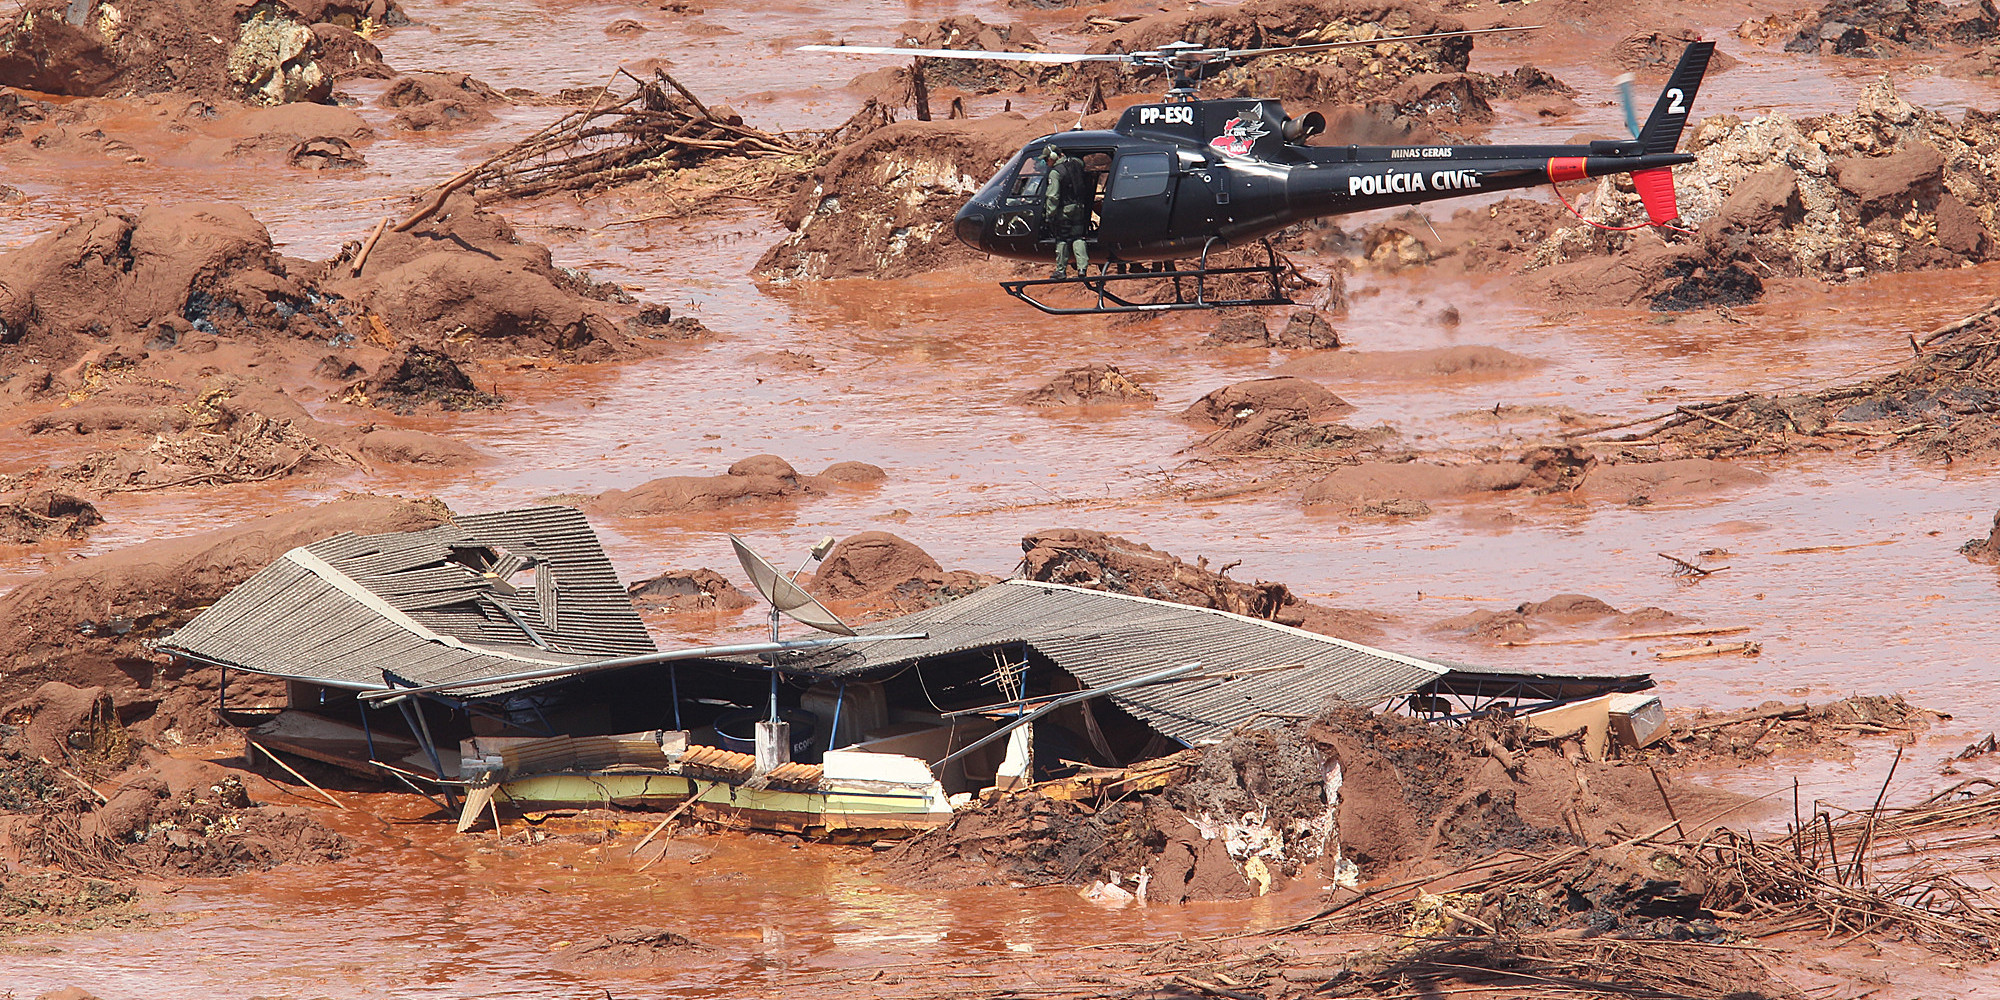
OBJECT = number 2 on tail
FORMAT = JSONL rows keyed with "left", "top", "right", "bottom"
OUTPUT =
{"left": 1667, "top": 88, "right": 1686, "bottom": 114}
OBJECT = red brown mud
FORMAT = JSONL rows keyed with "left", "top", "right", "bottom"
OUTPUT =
{"left": 590, "top": 454, "right": 884, "bottom": 518}
{"left": 1431, "top": 592, "right": 1691, "bottom": 643}
{"left": 802, "top": 530, "right": 997, "bottom": 612}
{"left": 3, "top": 0, "right": 2000, "bottom": 995}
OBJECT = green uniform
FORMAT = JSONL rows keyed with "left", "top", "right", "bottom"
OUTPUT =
{"left": 1043, "top": 150, "right": 1090, "bottom": 279}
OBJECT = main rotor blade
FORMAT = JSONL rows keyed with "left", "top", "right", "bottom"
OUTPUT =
{"left": 797, "top": 44, "right": 1126, "bottom": 65}
{"left": 1224, "top": 24, "right": 1543, "bottom": 60}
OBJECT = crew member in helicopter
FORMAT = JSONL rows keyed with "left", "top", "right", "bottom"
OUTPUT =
{"left": 1040, "top": 145, "right": 1094, "bottom": 279}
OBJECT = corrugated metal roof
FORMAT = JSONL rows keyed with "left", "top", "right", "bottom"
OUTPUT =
{"left": 158, "top": 507, "right": 656, "bottom": 697}
{"left": 772, "top": 580, "right": 1453, "bottom": 745}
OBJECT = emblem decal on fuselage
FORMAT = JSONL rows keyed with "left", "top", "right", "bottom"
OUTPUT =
{"left": 1209, "top": 115, "right": 1269, "bottom": 157}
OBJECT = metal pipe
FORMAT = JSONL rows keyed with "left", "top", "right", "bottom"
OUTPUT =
{"left": 354, "top": 632, "right": 927, "bottom": 702}
{"left": 931, "top": 661, "right": 1201, "bottom": 775}
{"left": 827, "top": 680, "right": 846, "bottom": 753}
{"left": 670, "top": 664, "right": 683, "bottom": 731}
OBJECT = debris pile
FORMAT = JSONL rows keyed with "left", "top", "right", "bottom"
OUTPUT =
{"left": 1180, "top": 375, "right": 1389, "bottom": 458}
{"left": 465, "top": 68, "right": 809, "bottom": 200}
{"left": 627, "top": 568, "right": 755, "bottom": 613}
{"left": 883, "top": 703, "right": 1731, "bottom": 902}
{"left": 1586, "top": 316, "right": 2000, "bottom": 462}
{"left": 1635, "top": 695, "right": 1940, "bottom": 765}
{"left": 1528, "top": 76, "right": 2000, "bottom": 308}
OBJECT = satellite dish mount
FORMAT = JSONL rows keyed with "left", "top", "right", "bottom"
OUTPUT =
{"left": 730, "top": 535, "right": 852, "bottom": 773}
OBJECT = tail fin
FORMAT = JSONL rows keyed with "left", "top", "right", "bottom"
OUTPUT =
{"left": 1631, "top": 41, "right": 1714, "bottom": 225}
{"left": 1637, "top": 41, "right": 1715, "bottom": 154}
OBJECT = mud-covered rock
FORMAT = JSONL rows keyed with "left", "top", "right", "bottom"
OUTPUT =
{"left": 807, "top": 531, "right": 996, "bottom": 612}
{"left": 1013, "top": 363, "right": 1155, "bottom": 406}
{"left": 0, "top": 491, "right": 102, "bottom": 543}
{"left": 0, "top": 203, "right": 339, "bottom": 367}
{"left": 381, "top": 70, "right": 505, "bottom": 131}
{"left": 591, "top": 455, "right": 870, "bottom": 517}
{"left": 350, "top": 347, "right": 503, "bottom": 413}
{"left": 1963, "top": 508, "right": 2000, "bottom": 564}
{"left": 627, "top": 568, "right": 754, "bottom": 613}
{"left": 0, "top": 0, "right": 381, "bottom": 103}
{"left": 1183, "top": 376, "right": 1352, "bottom": 426}
{"left": 323, "top": 192, "right": 662, "bottom": 362}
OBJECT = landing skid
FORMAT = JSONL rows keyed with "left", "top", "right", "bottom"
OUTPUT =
{"left": 999, "top": 239, "right": 1293, "bottom": 316}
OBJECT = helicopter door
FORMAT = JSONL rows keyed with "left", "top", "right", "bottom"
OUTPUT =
{"left": 1098, "top": 150, "right": 1174, "bottom": 255}
{"left": 1168, "top": 151, "right": 1227, "bottom": 238}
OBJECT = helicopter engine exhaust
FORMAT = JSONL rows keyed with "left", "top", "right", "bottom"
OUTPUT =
{"left": 1280, "top": 111, "right": 1325, "bottom": 142}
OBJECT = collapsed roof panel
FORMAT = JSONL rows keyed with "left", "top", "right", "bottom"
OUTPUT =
{"left": 159, "top": 506, "right": 655, "bottom": 696}
{"left": 775, "top": 580, "right": 1457, "bottom": 745}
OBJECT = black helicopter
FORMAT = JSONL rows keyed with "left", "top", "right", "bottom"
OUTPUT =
{"left": 805, "top": 31, "right": 1715, "bottom": 315}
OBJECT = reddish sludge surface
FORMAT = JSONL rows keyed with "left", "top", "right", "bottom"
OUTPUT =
{"left": 5, "top": 0, "right": 2000, "bottom": 994}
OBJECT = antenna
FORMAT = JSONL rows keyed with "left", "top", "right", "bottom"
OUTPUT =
{"left": 730, "top": 534, "right": 855, "bottom": 636}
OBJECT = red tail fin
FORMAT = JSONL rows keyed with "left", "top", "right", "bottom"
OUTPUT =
{"left": 1632, "top": 168, "right": 1680, "bottom": 225}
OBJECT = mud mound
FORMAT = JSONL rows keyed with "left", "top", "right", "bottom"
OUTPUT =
{"left": 322, "top": 192, "right": 663, "bottom": 363}
{"left": 1431, "top": 594, "right": 1690, "bottom": 643}
{"left": 591, "top": 455, "right": 866, "bottom": 517}
{"left": 310, "top": 23, "right": 392, "bottom": 81}
{"left": 758, "top": 113, "right": 1069, "bottom": 281}
{"left": 1279, "top": 345, "right": 1541, "bottom": 379}
{"left": 555, "top": 927, "right": 707, "bottom": 969}
{"left": 1088, "top": 1, "right": 1468, "bottom": 108}
{"left": 348, "top": 347, "right": 504, "bottom": 413}
{"left": 1771, "top": 0, "right": 1994, "bottom": 57}
{"left": 0, "top": 491, "right": 102, "bottom": 543}
{"left": 1963, "top": 507, "right": 2000, "bottom": 564}
{"left": 4, "top": 383, "right": 479, "bottom": 494}
{"left": 1624, "top": 329, "right": 2000, "bottom": 463}
{"left": 3, "top": 737, "right": 347, "bottom": 888}
{"left": 1575, "top": 458, "right": 1768, "bottom": 504}
{"left": 382, "top": 71, "right": 506, "bottom": 131}
{"left": 1018, "top": 527, "right": 1380, "bottom": 638}
{"left": 0, "top": 203, "right": 340, "bottom": 368}
{"left": 807, "top": 531, "right": 997, "bottom": 612}
{"left": 0, "top": 494, "right": 449, "bottom": 719}
{"left": 627, "top": 568, "right": 754, "bottom": 613}
{"left": 1528, "top": 76, "right": 2000, "bottom": 305}
{"left": 1013, "top": 364, "right": 1156, "bottom": 406}
{"left": 0, "top": 0, "right": 394, "bottom": 103}
{"left": 1202, "top": 310, "right": 1343, "bottom": 349}
{"left": 1183, "top": 377, "right": 1352, "bottom": 426}
{"left": 1638, "top": 695, "right": 1941, "bottom": 767}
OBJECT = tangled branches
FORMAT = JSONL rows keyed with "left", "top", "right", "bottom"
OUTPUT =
{"left": 466, "top": 68, "right": 814, "bottom": 201}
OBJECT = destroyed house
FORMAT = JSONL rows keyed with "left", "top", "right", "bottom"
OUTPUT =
{"left": 158, "top": 509, "right": 1653, "bottom": 828}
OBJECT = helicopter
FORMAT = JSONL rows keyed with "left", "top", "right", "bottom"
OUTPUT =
{"left": 804, "top": 31, "right": 1716, "bottom": 315}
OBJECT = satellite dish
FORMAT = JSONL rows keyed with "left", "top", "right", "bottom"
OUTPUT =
{"left": 730, "top": 535, "right": 857, "bottom": 636}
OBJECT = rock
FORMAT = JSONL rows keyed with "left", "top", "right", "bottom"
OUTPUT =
{"left": 1202, "top": 314, "right": 1270, "bottom": 346}
{"left": 0, "top": 490, "right": 102, "bottom": 542}
{"left": 1962, "top": 508, "right": 2000, "bottom": 564}
{"left": 382, "top": 70, "right": 505, "bottom": 130}
{"left": 228, "top": 1, "right": 331, "bottom": 105}
{"left": 1830, "top": 143, "right": 1945, "bottom": 212}
{"left": 593, "top": 456, "right": 867, "bottom": 516}
{"left": 627, "top": 568, "right": 754, "bottom": 613}
{"left": 287, "top": 135, "right": 364, "bottom": 169}
{"left": 1277, "top": 310, "right": 1341, "bottom": 349}
{"left": 355, "top": 347, "right": 503, "bottom": 412}
{"left": 310, "top": 23, "right": 392, "bottom": 80}
{"left": 1711, "top": 166, "right": 1804, "bottom": 234}
{"left": 1182, "top": 377, "right": 1353, "bottom": 427}
{"left": 1013, "top": 364, "right": 1155, "bottom": 406}
{"left": 1935, "top": 191, "right": 1990, "bottom": 259}
{"left": 819, "top": 461, "right": 887, "bottom": 484}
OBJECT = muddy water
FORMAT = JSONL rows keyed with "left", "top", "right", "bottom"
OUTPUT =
{"left": 15, "top": 789, "right": 1316, "bottom": 998}
{"left": 6, "top": 2, "right": 2000, "bottom": 992}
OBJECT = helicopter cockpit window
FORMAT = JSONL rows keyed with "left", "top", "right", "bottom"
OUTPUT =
{"left": 1109, "top": 152, "right": 1172, "bottom": 200}
{"left": 1001, "top": 151, "right": 1049, "bottom": 205}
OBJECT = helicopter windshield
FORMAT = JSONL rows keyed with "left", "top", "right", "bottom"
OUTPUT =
{"left": 975, "top": 147, "right": 1047, "bottom": 207}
